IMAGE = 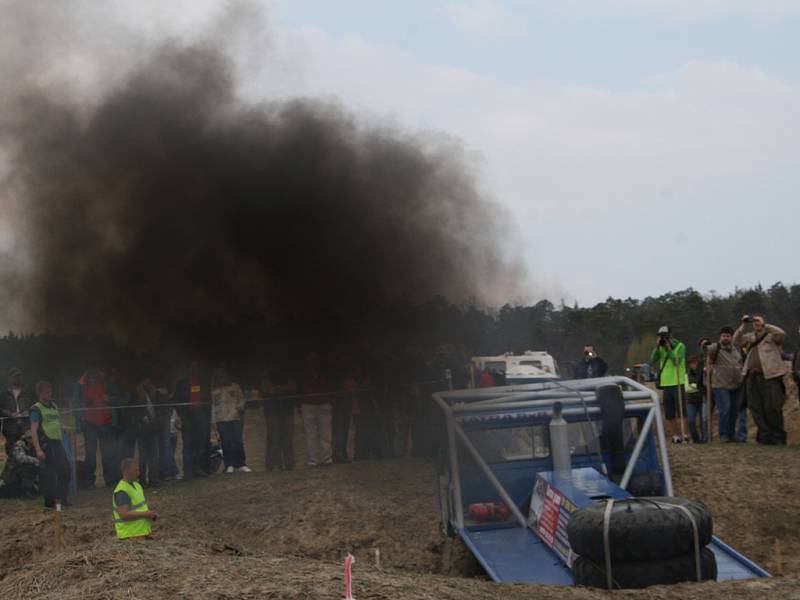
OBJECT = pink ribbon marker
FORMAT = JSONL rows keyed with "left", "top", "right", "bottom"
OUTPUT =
{"left": 344, "top": 553, "right": 355, "bottom": 600}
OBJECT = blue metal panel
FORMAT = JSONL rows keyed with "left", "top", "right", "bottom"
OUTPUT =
{"left": 710, "top": 537, "right": 771, "bottom": 580}
{"left": 459, "top": 456, "right": 650, "bottom": 510}
{"left": 538, "top": 468, "right": 631, "bottom": 506}
{"left": 459, "top": 526, "right": 575, "bottom": 585}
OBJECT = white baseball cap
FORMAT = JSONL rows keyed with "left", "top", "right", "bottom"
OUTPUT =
{"left": 657, "top": 326, "right": 670, "bottom": 334}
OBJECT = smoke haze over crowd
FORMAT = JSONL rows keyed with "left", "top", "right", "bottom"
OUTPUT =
{"left": 0, "top": 2, "right": 522, "bottom": 350}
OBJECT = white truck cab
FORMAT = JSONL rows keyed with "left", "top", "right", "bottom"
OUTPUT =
{"left": 472, "top": 350, "right": 560, "bottom": 385}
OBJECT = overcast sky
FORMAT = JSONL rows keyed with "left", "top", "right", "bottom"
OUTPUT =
{"left": 265, "top": 0, "right": 800, "bottom": 306}
{"left": 6, "top": 1, "right": 800, "bottom": 307}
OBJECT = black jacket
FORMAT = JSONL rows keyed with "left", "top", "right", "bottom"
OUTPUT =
{"left": 574, "top": 357, "right": 608, "bottom": 379}
{"left": 173, "top": 376, "right": 212, "bottom": 421}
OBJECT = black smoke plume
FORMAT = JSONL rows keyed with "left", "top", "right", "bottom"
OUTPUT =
{"left": 1, "top": 27, "right": 521, "bottom": 354}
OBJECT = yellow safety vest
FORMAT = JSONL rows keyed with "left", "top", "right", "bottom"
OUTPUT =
{"left": 33, "top": 401, "right": 62, "bottom": 440}
{"left": 112, "top": 479, "right": 151, "bottom": 540}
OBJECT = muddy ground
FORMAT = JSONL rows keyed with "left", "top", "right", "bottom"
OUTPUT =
{"left": 1, "top": 387, "right": 799, "bottom": 599}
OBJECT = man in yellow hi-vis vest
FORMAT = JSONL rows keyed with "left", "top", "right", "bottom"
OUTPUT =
{"left": 113, "top": 458, "right": 158, "bottom": 540}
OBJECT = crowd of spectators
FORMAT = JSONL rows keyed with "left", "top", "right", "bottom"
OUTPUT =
{"left": 1, "top": 319, "right": 797, "bottom": 507}
{"left": 0, "top": 343, "right": 470, "bottom": 504}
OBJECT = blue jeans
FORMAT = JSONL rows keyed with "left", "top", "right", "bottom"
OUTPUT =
{"left": 713, "top": 388, "right": 733, "bottom": 439}
{"left": 714, "top": 388, "right": 747, "bottom": 441}
{"left": 686, "top": 402, "right": 707, "bottom": 443}
{"left": 82, "top": 422, "right": 120, "bottom": 487}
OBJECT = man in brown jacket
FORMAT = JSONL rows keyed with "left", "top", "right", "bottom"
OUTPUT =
{"left": 733, "top": 314, "right": 789, "bottom": 445}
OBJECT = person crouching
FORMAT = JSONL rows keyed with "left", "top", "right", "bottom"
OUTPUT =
{"left": 113, "top": 458, "right": 158, "bottom": 540}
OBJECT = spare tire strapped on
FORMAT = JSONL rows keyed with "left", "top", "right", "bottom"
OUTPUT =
{"left": 567, "top": 496, "right": 712, "bottom": 562}
{"left": 572, "top": 547, "right": 718, "bottom": 590}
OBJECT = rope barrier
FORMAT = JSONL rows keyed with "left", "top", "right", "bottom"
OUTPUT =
{"left": 0, "top": 379, "right": 448, "bottom": 422}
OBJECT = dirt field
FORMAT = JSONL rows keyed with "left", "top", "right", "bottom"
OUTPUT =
{"left": 1, "top": 390, "right": 800, "bottom": 599}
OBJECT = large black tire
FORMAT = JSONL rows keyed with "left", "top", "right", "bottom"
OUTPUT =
{"left": 567, "top": 497, "right": 712, "bottom": 562}
{"left": 573, "top": 547, "right": 717, "bottom": 589}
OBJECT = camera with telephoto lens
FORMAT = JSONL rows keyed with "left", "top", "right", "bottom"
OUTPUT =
{"left": 742, "top": 316, "right": 752, "bottom": 323}
{"left": 585, "top": 351, "right": 595, "bottom": 359}
{"left": 658, "top": 332, "right": 669, "bottom": 345}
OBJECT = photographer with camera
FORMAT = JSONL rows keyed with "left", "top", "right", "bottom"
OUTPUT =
{"left": 703, "top": 327, "right": 746, "bottom": 442}
{"left": 574, "top": 344, "right": 608, "bottom": 379}
{"left": 650, "top": 326, "right": 689, "bottom": 443}
{"left": 734, "top": 314, "right": 788, "bottom": 445}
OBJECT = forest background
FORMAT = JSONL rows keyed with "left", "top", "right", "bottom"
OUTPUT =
{"left": 1, "top": 282, "right": 797, "bottom": 392}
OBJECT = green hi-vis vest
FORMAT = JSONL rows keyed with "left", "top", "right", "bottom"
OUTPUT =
{"left": 112, "top": 480, "right": 152, "bottom": 540}
{"left": 33, "top": 401, "right": 62, "bottom": 440}
{"left": 650, "top": 340, "right": 688, "bottom": 387}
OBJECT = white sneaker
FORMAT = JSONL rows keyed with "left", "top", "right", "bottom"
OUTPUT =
{"left": 225, "top": 466, "right": 235, "bottom": 474}
{"left": 237, "top": 466, "right": 252, "bottom": 473}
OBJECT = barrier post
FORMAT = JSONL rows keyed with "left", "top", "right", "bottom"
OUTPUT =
{"left": 774, "top": 539, "right": 784, "bottom": 575}
{"left": 344, "top": 553, "right": 355, "bottom": 600}
{"left": 54, "top": 502, "right": 63, "bottom": 548}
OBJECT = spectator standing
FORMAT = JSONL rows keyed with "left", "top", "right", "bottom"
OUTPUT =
{"left": 374, "top": 356, "right": 394, "bottom": 459}
{"left": 1, "top": 367, "right": 32, "bottom": 456}
{"left": 174, "top": 362, "right": 212, "bottom": 479}
{"left": 685, "top": 356, "right": 707, "bottom": 443}
{"left": 574, "top": 345, "right": 609, "bottom": 379}
{"left": 114, "top": 374, "right": 140, "bottom": 464}
{"left": 392, "top": 349, "right": 422, "bottom": 457}
{"left": 153, "top": 372, "right": 179, "bottom": 480}
{"left": 412, "top": 343, "right": 463, "bottom": 457}
{"left": 734, "top": 314, "right": 789, "bottom": 445}
{"left": 301, "top": 353, "right": 333, "bottom": 467}
{"left": 262, "top": 365, "right": 297, "bottom": 471}
{"left": 351, "top": 363, "right": 383, "bottom": 460}
{"left": 74, "top": 364, "right": 120, "bottom": 487}
{"left": 650, "top": 326, "right": 689, "bottom": 444}
{"left": 704, "top": 327, "right": 746, "bottom": 442}
{"left": 211, "top": 368, "right": 250, "bottom": 473}
{"left": 330, "top": 354, "right": 352, "bottom": 464}
{"left": 30, "top": 380, "right": 71, "bottom": 508}
{"left": 134, "top": 377, "right": 161, "bottom": 487}
{"left": 347, "top": 367, "right": 367, "bottom": 460}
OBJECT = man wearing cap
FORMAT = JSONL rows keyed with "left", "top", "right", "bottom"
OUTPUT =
{"left": 650, "top": 326, "right": 689, "bottom": 443}
{"left": 734, "top": 314, "right": 789, "bottom": 445}
{"left": 1, "top": 367, "right": 32, "bottom": 457}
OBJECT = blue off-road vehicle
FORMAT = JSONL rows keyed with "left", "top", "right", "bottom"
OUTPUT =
{"left": 433, "top": 376, "right": 769, "bottom": 588}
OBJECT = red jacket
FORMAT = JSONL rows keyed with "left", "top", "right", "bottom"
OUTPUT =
{"left": 75, "top": 373, "right": 112, "bottom": 426}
